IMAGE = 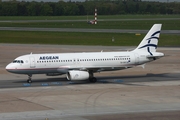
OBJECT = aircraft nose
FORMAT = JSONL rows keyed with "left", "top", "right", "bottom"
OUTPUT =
{"left": 6, "top": 64, "right": 11, "bottom": 71}
{"left": 6, "top": 63, "right": 14, "bottom": 72}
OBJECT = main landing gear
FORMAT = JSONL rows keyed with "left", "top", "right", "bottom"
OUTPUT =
{"left": 27, "top": 74, "right": 32, "bottom": 83}
{"left": 89, "top": 71, "right": 97, "bottom": 83}
{"left": 89, "top": 77, "right": 97, "bottom": 83}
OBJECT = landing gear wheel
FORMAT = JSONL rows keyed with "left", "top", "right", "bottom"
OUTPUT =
{"left": 89, "top": 77, "right": 97, "bottom": 83}
{"left": 27, "top": 79, "right": 32, "bottom": 83}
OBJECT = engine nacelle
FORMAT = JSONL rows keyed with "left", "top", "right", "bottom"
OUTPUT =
{"left": 67, "top": 70, "right": 89, "bottom": 81}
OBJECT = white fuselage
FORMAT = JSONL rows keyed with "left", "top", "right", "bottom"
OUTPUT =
{"left": 6, "top": 51, "right": 152, "bottom": 75}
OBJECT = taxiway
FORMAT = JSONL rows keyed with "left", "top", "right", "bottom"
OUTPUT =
{"left": 0, "top": 44, "right": 180, "bottom": 120}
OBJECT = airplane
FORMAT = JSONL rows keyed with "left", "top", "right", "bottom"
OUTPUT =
{"left": 6, "top": 24, "right": 164, "bottom": 83}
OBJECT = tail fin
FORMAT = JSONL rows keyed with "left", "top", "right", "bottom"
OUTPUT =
{"left": 133, "top": 24, "right": 162, "bottom": 55}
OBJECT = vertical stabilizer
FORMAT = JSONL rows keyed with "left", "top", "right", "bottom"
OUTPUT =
{"left": 133, "top": 24, "right": 162, "bottom": 55}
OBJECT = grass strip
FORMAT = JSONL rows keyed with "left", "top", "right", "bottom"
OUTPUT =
{"left": 0, "top": 31, "right": 180, "bottom": 46}
{"left": 0, "top": 20, "right": 179, "bottom": 30}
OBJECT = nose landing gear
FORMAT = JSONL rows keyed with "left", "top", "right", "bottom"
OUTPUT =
{"left": 27, "top": 74, "right": 32, "bottom": 83}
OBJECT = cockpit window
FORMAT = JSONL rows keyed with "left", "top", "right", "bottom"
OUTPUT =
{"left": 13, "top": 60, "right": 17, "bottom": 63}
{"left": 12, "top": 60, "right": 24, "bottom": 63}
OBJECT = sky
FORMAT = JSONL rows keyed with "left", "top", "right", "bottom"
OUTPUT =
{"left": 2, "top": 0, "right": 180, "bottom": 2}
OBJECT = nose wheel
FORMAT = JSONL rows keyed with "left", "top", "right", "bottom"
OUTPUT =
{"left": 27, "top": 75, "right": 32, "bottom": 83}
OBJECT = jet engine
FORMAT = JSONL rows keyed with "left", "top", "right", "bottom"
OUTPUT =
{"left": 66, "top": 70, "right": 89, "bottom": 81}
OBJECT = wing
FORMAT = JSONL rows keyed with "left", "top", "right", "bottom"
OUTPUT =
{"left": 57, "top": 65, "right": 133, "bottom": 73}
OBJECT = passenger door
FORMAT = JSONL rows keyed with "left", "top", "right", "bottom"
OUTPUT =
{"left": 29, "top": 56, "right": 36, "bottom": 68}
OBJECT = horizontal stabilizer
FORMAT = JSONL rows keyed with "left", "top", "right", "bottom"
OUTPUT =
{"left": 146, "top": 52, "right": 164, "bottom": 59}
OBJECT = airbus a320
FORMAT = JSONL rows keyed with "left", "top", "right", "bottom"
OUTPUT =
{"left": 6, "top": 24, "right": 164, "bottom": 83}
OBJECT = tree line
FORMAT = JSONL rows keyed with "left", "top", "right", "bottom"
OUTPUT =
{"left": 0, "top": 0, "right": 180, "bottom": 16}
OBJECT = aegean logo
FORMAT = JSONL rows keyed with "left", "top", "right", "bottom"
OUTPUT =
{"left": 138, "top": 31, "right": 160, "bottom": 55}
{"left": 39, "top": 56, "right": 59, "bottom": 60}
